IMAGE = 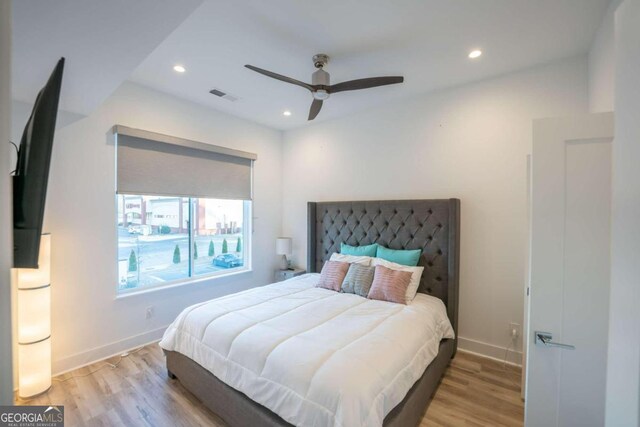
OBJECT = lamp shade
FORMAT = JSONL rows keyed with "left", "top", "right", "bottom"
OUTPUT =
{"left": 15, "top": 233, "right": 52, "bottom": 398}
{"left": 276, "top": 238, "right": 292, "bottom": 256}
{"left": 18, "top": 339, "right": 51, "bottom": 398}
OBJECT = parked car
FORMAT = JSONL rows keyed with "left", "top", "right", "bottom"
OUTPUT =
{"left": 213, "top": 253, "right": 243, "bottom": 268}
{"left": 127, "top": 224, "right": 152, "bottom": 236}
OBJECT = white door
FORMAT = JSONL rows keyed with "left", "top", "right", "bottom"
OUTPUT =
{"left": 525, "top": 112, "right": 614, "bottom": 427}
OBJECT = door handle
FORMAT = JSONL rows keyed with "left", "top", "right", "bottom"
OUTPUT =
{"left": 534, "top": 331, "right": 575, "bottom": 350}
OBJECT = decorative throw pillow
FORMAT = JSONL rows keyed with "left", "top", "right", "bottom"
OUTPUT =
{"left": 376, "top": 245, "right": 422, "bottom": 267}
{"left": 330, "top": 252, "right": 373, "bottom": 266}
{"left": 340, "top": 243, "right": 378, "bottom": 257}
{"left": 371, "top": 258, "right": 424, "bottom": 303}
{"left": 316, "top": 261, "right": 350, "bottom": 291}
{"left": 340, "top": 264, "right": 375, "bottom": 297}
{"left": 368, "top": 265, "right": 413, "bottom": 304}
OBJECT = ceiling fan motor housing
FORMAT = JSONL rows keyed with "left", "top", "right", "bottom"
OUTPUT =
{"left": 312, "top": 68, "right": 330, "bottom": 86}
{"left": 312, "top": 68, "right": 330, "bottom": 100}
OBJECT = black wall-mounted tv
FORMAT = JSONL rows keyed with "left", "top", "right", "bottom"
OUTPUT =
{"left": 12, "top": 58, "right": 64, "bottom": 268}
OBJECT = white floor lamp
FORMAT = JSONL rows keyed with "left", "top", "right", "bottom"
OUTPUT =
{"left": 14, "top": 233, "right": 52, "bottom": 398}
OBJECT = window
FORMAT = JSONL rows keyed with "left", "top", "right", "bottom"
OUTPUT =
{"left": 113, "top": 125, "right": 257, "bottom": 293}
{"left": 117, "top": 195, "right": 251, "bottom": 291}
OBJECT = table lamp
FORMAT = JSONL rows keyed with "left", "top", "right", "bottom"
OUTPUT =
{"left": 276, "top": 237, "right": 292, "bottom": 270}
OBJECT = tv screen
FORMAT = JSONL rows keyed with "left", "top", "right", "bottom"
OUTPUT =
{"left": 12, "top": 58, "right": 64, "bottom": 268}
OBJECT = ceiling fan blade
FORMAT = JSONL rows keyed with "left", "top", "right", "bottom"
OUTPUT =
{"left": 308, "top": 99, "right": 323, "bottom": 120}
{"left": 329, "top": 76, "right": 404, "bottom": 93}
{"left": 245, "top": 65, "right": 313, "bottom": 91}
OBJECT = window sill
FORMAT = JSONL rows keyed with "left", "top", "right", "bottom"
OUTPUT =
{"left": 115, "top": 267, "right": 252, "bottom": 299}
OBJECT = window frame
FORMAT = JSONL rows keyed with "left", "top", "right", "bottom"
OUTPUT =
{"left": 115, "top": 195, "right": 252, "bottom": 295}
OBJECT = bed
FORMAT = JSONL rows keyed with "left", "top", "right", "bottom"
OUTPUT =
{"left": 162, "top": 199, "right": 460, "bottom": 427}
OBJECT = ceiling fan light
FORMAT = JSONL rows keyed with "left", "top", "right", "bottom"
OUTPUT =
{"left": 313, "top": 90, "right": 330, "bottom": 100}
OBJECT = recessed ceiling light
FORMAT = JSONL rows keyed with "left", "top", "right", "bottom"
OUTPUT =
{"left": 283, "top": 110, "right": 292, "bottom": 116}
{"left": 468, "top": 50, "right": 482, "bottom": 59}
{"left": 173, "top": 64, "right": 186, "bottom": 73}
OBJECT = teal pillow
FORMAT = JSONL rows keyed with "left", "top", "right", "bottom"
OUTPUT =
{"left": 376, "top": 246, "right": 422, "bottom": 266}
{"left": 340, "top": 243, "right": 378, "bottom": 257}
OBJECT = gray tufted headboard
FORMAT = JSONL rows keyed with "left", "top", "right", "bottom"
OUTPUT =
{"left": 307, "top": 199, "right": 460, "bottom": 348}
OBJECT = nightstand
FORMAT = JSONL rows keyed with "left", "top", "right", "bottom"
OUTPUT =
{"left": 274, "top": 268, "right": 306, "bottom": 282}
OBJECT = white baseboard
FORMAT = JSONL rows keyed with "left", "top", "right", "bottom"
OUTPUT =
{"left": 457, "top": 336, "right": 523, "bottom": 367}
{"left": 52, "top": 326, "right": 168, "bottom": 376}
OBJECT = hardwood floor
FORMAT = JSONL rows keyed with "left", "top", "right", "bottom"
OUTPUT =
{"left": 422, "top": 351, "right": 523, "bottom": 426}
{"left": 17, "top": 345, "right": 523, "bottom": 427}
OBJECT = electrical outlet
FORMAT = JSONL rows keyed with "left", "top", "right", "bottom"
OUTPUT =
{"left": 145, "top": 306, "right": 155, "bottom": 319}
{"left": 509, "top": 322, "right": 521, "bottom": 340}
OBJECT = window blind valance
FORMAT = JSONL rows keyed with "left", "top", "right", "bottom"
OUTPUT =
{"left": 113, "top": 125, "right": 256, "bottom": 200}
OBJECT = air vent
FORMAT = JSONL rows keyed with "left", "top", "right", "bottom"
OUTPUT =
{"left": 209, "top": 88, "right": 239, "bottom": 102}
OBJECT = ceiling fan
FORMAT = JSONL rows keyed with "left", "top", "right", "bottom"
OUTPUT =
{"left": 245, "top": 54, "right": 404, "bottom": 121}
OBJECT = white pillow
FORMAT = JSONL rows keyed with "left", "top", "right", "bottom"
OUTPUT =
{"left": 371, "top": 257, "right": 424, "bottom": 303}
{"left": 329, "top": 253, "right": 373, "bottom": 266}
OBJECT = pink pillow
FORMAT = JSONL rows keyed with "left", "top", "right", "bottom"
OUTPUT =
{"left": 368, "top": 265, "right": 412, "bottom": 304}
{"left": 316, "top": 261, "right": 350, "bottom": 291}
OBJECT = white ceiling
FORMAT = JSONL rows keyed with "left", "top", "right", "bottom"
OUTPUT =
{"left": 129, "top": 0, "right": 610, "bottom": 130}
{"left": 12, "top": 0, "right": 610, "bottom": 130}
{"left": 12, "top": 0, "right": 203, "bottom": 116}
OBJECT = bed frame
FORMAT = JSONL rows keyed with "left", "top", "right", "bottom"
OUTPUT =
{"left": 165, "top": 198, "right": 460, "bottom": 426}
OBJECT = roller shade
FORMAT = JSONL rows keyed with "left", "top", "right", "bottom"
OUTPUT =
{"left": 114, "top": 126, "right": 256, "bottom": 200}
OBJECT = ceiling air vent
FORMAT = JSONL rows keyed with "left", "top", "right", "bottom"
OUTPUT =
{"left": 209, "top": 88, "right": 239, "bottom": 102}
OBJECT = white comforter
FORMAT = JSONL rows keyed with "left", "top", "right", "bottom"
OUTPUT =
{"left": 159, "top": 274, "right": 454, "bottom": 427}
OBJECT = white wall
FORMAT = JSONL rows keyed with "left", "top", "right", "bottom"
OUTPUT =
{"left": 588, "top": 0, "right": 621, "bottom": 113}
{"left": 282, "top": 57, "right": 588, "bottom": 363}
{"left": 17, "top": 82, "right": 284, "bottom": 374}
{"left": 605, "top": 0, "right": 640, "bottom": 424}
{"left": 0, "top": 0, "right": 14, "bottom": 405}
